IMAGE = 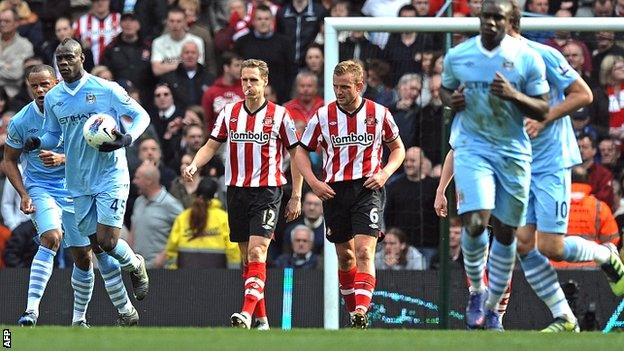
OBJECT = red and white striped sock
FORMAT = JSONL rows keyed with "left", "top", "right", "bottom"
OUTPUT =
{"left": 354, "top": 272, "right": 376, "bottom": 313}
{"left": 339, "top": 266, "right": 357, "bottom": 313}
{"left": 241, "top": 262, "right": 266, "bottom": 318}
{"left": 244, "top": 264, "right": 267, "bottom": 322}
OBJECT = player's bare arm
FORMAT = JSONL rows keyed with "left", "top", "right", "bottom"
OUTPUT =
{"left": 2, "top": 145, "right": 34, "bottom": 214}
{"left": 292, "top": 146, "right": 335, "bottom": 201}
{"left": 184, "top": 138, "right": 222, "bottom": 181}
{"left": 490, "top": 71, "right": 549, "bottom": 120}
{"left": 285, "top": 148, "right": 304, "bottom": 222}
{"left": 363, "top": 137, "right": 405, "bottom": 190}
{"left": 435, "top": 149, "right": 455, "bottom": 218}
{"left": 525, "top": 78, "right": 593, "bottom": 138}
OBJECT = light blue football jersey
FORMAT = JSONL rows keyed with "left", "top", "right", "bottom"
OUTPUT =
{"left": 40, "top": 73, "right": 149, "bottom": 197}
{"left": 443, "top": 35, "right": 549, "bottom": 162}
{"left": 6, "top": 101, "right": 66, "bottom": 190}
{"left": 523, "top": 38, "right": 582, "bottom": 173}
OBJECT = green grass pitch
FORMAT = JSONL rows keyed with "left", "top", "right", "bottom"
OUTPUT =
{"left": 3, "top": 327, "right": 624, "bottom": 351}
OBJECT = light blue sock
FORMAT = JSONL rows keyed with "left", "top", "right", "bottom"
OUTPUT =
{"left": 486, "top": 238, "right": 516, "bottom": 310}
{"left": 520, "top": 249, "right": 573, "bottom": 320}
{"left": 26, "top": 246, "right": 56, "bottom": 315}
{"left": 96, "top": 252, "right": 133, "bottom": 314}
{"left": 71, "top": 265, "right": 94, "bottom": 323}
{"left": 108, "top": 239, "right": 140, "bottom": 271}
{"left": 461, "top": 228, "right": 489, "bottom": 292}
{"left": 562, "top": 236, "right": 610, "bottom": 264}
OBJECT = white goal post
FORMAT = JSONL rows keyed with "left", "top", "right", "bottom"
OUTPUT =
{"left": 321, "top": 16, "right": 624, "bottom": 330}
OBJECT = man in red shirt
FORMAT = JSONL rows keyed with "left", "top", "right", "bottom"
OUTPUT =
{"left": 284, "top": 71, "right": 324, "bottom": 132}
{"left": 294, "top": 60, "right": 406, "bottom": 328}
{"left": 578, "top": 133, "right": 615, "bottom": 208}
{"left": 185, "top": 59, "right": 302, "bottom": 330}
{"left": 201, "top": 52, "right": 244, "bottom": 132}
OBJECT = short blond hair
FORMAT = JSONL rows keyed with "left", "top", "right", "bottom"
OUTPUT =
{"left": 333, "top": 60, "right": 364, "bottom": 84}
{"left": 241, "top": 59, "right": 269, "bottom": 80}
{"left": 600, "top": 55, "right": 624, "bottom": 86}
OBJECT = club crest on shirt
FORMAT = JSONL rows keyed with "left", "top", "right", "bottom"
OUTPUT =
{"left": 86, "top": 93, "right": 96, "bottom": 104}
{"left": 503, "top": 60, "right": 514, "bottom": 70}
{"left": 263, "top": 116, "right": 273, "bottom": 126}
{"left": 365, "top": 114, "right": 376, "bottom": 126}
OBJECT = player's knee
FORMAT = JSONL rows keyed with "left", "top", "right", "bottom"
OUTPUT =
{"left": 337, "top": 252, "right": 355, "bottom": 271}
{"left": 40, "top": 230, "right": 63, "bottom": 251}
{"left": 464, "top": 213, "right": 485, "bottom": 237}
{"left": 246, "top": 246, "right": 267, "bottom": 263}
{"left": 72, "top": 250, "right": 92, "bottom": 270}
{"left": 516, "top": 238, "right": 533, "bottom": 256}
{"left": 354, "top": 245, "right": 374, "bottom": 265}
{"left": 98, "top": 236, "right": 118, "bottom": 253}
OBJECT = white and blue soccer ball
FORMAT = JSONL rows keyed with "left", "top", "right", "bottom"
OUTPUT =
{"left": 83, "top": 113, "right": 117, "bottom": 149}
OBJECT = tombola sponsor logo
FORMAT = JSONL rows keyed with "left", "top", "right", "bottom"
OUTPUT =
{"left": 230, "top": 130, "right": 270, "bottom": 144}
{"left": 331, "top": 133, "right": 374, "bottom": 147}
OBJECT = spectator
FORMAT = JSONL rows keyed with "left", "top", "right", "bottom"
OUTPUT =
{"left": 430, "top": 216, "right": 464, "bottom": 270}
{"left": 182, "top": 105, "right": 205, "bottom": 127}
{"left": 161, "top": 177, "right": 240, "bottom": 269}
{"left": 273, "top": 225, "right": 320, "bottom": 269}
{"left": 578, "top": 133, "right": 615, "bottom": 208}
{"left": 375, "top": 227, "right": 426, "bottom": 270}
{"left": 164, "top": 123, "right": 214, "bottom": 174}
{"left": 284, "top": 71, "right": 324, "bottom": 131}
{"left": 414, "top": 74, "right": 445, "bottom": 165}
{"left": 591, "top": 32, "right": 624, "bottom": 86}
{"left": 151, "top": 7, "right": 204, "bottom": 76}
{"left": 363, "top": 59, "right": 394, "bottom": 107}
{"left": 73, "top": 0, "right": 121, "bottom": 65}
{"left": 390, "top": 73, "right": 421, "bottom": 150}
{"left": 235, "top": 4, "right": 295, "bottom": 103}
{"left": 562, "top": 41, "right": 594, "bottom": 87}
{"left": 3, "top": 220, "right": 37, "bottom": 268}
{"left": 361, "top": 0, "right": 410, "bottom": 48}
{"left": 130, "top": 162, "right": 183, "bottom": 268}
{"left": 201, "top": 51, "right": 243, "bottom": 132}
{"left": 276, "top": 0, "right": 326, "bottom": 66}
{"left": 131, "top": 0, "right": 168, "bottom": 42}
{"left": 151, "top": 83, "right": 185, "bottom": 141}
{"left": 523, "top": 0, "right": 554, "bottom": 43}
{"left": 339, "top": 30, "right": 382, "bottom": 63}
{"left": 552, "top": 166, "right": 620, "bottom": 268}
{"left": 303, "top": 43, "right": 324, "bottom": 97}
{"left": 137, "top": 137, "right": 177, "bottom": 189}
{"left": 282, "top": 191, "right": 325, "bottom": 255}
{"left": 467, "top": 0, "right": 483, "bottom": 16}
{"left": 0, "top": 221, "right": 9, "bottom": 268}
{"left": 100, "top": 12, "right": 154, "bottom": 104}
{"left": 160, "top": 41, "right": 214, "bottom": 110}
{"left": 313, "top": 0, "right": 350, "bottom": 45}
{"left": 385, "top": 147, "right": 439, "bottom": 265}
{"left": 91, "top": 65, "right": 114, "bottom": 80}
{"left": 9, "top": 56, "right": 43, "bottom": 111}
{"left": 170, "top": 153, "right": 203, "bottom": 208}
{"left": 572, "top": 106, "right": 603, "bottom": 141}
{"left": 599, "top": 138, "right": 624, "bottom": 178}
{"left": 0, "top": 0, "right": 43, "bottom": 51}
{"left": 596, "top": 56, "right": 624, "bottom": 144}
{"left": 0, "top": 8, "right": 33, "bottom": 98}
{"left": 1, "top": 163, "right": 28, "bottom": 231}
{"left": 178, "top": 0, "right": 218, "bottom": 76}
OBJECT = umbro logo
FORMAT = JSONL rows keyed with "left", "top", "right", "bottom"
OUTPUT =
{"left": 329, "top": 121, "right": 337, "bottom": 126}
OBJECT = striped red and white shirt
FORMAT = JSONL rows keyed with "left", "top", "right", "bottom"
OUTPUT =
{"left": 299, "top": 99, "right": 399, "bottom": 183}
{"left": 73, "top": 13, "right": 121, "bottom": 65}
{"left": 211, "top": 100, "right": 299, "bottom": 187}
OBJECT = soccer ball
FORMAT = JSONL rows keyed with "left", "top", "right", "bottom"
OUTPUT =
{"left": 83, "top": 113, "right": 117, "bottom": 149}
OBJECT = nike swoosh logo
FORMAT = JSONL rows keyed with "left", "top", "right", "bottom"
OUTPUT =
{"left": 102, "top": 127, "right": 112, "bottom": 139}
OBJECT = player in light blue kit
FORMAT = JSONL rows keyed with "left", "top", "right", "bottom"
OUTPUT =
{"left": 440, "top": 0, "right": 550, "bottom": 330}
{"left": 24, "top": 39, "right": 150, "bottom": 325}
{"left": 506, "top": 4, "right": 624, "bottom": 332}
{"left": 3, "top": 65, "right": 94, "bottom": 327}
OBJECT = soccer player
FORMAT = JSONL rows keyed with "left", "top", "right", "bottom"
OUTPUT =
{"left": 440, "top": 0, "right": 550, "bottom": 330}
{"left": 4, "top": 64, "right": 94, "bottom": 327}
{"left": 183, "top": 59, "right": 302, "bottom": 330}
{"left": 23, "top": 39, "right": 150, "bottom": 325}
{"left": 293, "top": 60, "right": 406, "bottom": 328}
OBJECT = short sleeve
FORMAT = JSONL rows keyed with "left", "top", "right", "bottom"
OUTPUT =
{"left": 442, "top": 52, "right": 460, "bottom": 91}
{"left": 210, "top": 107, "right": 228, "bottom": 142}
{"left": 382, "top": 109, "right": 400, "bottom": 143}
{"left": 279, "top": 110, "right": 299, "bottom": 149}
{"left": 299, "top": 113, "right": 322, "bottom": 151}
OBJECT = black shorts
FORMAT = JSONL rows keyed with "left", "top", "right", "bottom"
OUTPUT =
{"left": 324, "top": 179, "right": 384, "bottom": 244}
{"left": 227, "top": 186, "right": 283, "bottom": 243}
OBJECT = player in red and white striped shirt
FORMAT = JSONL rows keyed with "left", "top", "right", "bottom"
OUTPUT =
{"left": 294, "top": 60, "right": 406, "bottom": 328}
{"left": 184, "top": 59, "right": 302, "bottom": 330}
{"left": 73, "top": 0, "right": 121, "bottom": 65}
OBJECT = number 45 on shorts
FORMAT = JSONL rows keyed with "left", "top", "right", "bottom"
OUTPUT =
{"left": 110, "top": 199, "right": 126, "bottom": 212}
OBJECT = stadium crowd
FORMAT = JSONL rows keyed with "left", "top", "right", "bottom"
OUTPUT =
{"left": 0, "top": 0, "right": 622, "bottom": 272}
